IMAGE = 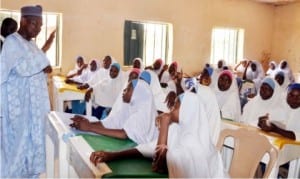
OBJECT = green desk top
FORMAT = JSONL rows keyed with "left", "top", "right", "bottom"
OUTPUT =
{"left": 79, "top": 134, "right": 168, "bottom": 178}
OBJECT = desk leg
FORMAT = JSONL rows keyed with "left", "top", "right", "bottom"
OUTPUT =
{"left": 86, "top": 101, "right": 92, "bottom": 116}
{"left": 59, "top": 140, "right": 69, "bottom": 178}
{"left": 288, "top": 159, "right": 300, "bottom": 178}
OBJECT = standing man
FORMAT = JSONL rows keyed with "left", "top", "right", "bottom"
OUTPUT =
{"left": 1, "top": 5, "right": 52, "bottom": 177}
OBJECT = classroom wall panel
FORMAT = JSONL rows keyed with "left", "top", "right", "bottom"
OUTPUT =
{"left": 1, "top": 0, "right": 275, "bottom": 75}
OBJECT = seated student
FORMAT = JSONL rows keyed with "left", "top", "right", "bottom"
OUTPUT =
{"left": 241, "top": 77, "right": 286, "bottom": 126}
{"left": 132, "top": 57, "right": 144, "bottom": 70}
{"left": 90, "top": 92, "right": 227, "bottom": 178}
{"left": 66, "top": 56, "right": 88, "bottom": 78}
{"left": 65, "top": 59, "right": 98, "bottom": 85}
{"left": 153, "top": 92, "right": 227, "bottom": 178}
{"left": 215, "top": 59, "right": 226, "bottom": 74}
{"left": 85, "top": 63, "right": 125, "bottom": 119}
{"left": 70, "top": 79, "right": 158, "bottom": 144}
{"left": 185, "top": 77, "right": 221, "bottom": 144}
{"left": 234, "top": 59, "right": 248, "bottom": 78}
{"left": 145, "top": 58, "right": 164, "bottom": 76}
{"left": 243, "top": 60, "right": 265, "bottom": 93}
{"left": 199, "top": 67, "right": 212, "bottom": 86}
{"left": 78, "top": 55, "right": 112, "bottom": 89}
{"left": 214, "top": 70, "right": 241, "bottom": 121}
{"left": 258, "top": 83, "right": 300, "bottom": 140}
{"left": 278, "top": 60, "right": 295, "bottom": 83}
{"left": 140, "top": 70, "right": 169, "bottom": 113}
{"left": 274, "top": 71, "right": 290, "bottom": 94}
{"left": 64, "top": 60, "right": 99, "bottom": 114}
{"left": 159, "top": 61, "right": 178, "bottom": 86}
{"left": 266, "top": 61, "right": 277, "bottom": 78}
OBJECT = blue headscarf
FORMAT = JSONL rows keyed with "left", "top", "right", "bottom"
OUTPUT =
{"left": 262, "top": 77, "right": 275, "bottom": 89}
{"left": 140, "top": 71, "right": 151, "bottom": 85}
{"left": 111, "top": 62, "right": 120, "bottom": 71}
{"left": 131, "top": 79, "right": 138, "bottom": 89}
{"left": 205, "top": 67, "right": 213, "bottom": 76}
{"left": 185, "top": 78, "right": 198, "bottom": 92}
{"left": 287, "top": 83, "right": 300, "bottom": 93}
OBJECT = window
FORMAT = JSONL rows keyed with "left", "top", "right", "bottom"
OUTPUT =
{"left": 124, "top": 20, "right": 173, "bottom": 66}
{"left": 0, "top": 9, "right": 61, "bottom": 67}
{"left": 210, "top": 27, "right": 244, "bottom": 66}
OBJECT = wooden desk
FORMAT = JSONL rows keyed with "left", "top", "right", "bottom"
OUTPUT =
{"left": 52, "top": 75, "right": 92, "bottom": 115}
{"left": 221, "top": 119, "right": 300, "bottom": 178}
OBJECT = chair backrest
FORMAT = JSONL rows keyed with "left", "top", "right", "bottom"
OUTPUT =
{"left": 216, "top": 128, "right": 278, "bottom": 178}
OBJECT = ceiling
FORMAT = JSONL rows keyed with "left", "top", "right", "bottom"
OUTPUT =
{"left": 254, "top": 0, "right": 299, "bottom": 6}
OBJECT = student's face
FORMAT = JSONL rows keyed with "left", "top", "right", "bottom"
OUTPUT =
{"left": 128, "top": 72, "right": 139, "bottom": 82}
{"left": 199, "top": 70, "right": 211, "bottom": 86}
{"left": 275, "top": 74, "right": 284, "bottom": 86}
{"left": 270, "top": 63, "right": 276, "bottom": 70}
{"left": 133, "top": 60, "right": 141, "bottom": 69}
{"left": 21, "top": 16, "right": 43, "bottom": 39}
{"left": 122, "top": 83, "right": 134, "bottom": 103}
{"left": 281, "top": 61, "right": 287, "bottom": 69}
{"left": 218, "top": 74, "right": 232, "bottom": 91}
{"left": 153, "top": 61, "right": 161, "bottom": 70}
{"left": 109, "top": 66, "right": 119, "bottom": 79}
{"left": 168, "top": 64, "right": 177, "bottom": 77}
{"left": 259, "top": 83, "right": 274, "bottom": 100}
{"left": 77, "top": 58, "right": 84, "bottom": 67}
{"left": 287, "top": 89, "right": 300, "bottom": 109}
{"left": 251, "top": 63, "right": 257, "bottom": 72}
{"left": 103, "top": 56, "right": 112, "bottom": 69}
{"left": 90, "top": 61, "right": 97, "bottom": 71}
{"left": 218, "top": 60, "right": 223, "bottom": 69}
{"left": 170, "top": 98, "right": 180, "bottom": 123}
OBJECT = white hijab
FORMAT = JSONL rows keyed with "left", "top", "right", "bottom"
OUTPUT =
{"left": 266, "top": 60, "right": 277, "bottom": 78}
{"left": 147, "top": 70, "right": 169, "bottom": 112}
{"left": 241, "top": 77, "right": 287, "bottom": 126}
{"left": 285, "top": 98, "right": 300, "bottom": 138}
{"left": 71, "top": 60, "right": 99, "bottom": 83}
{"left": 167, "top": 92, "right": 227, "bottom": 178}
{"left": 278, "top": 60, "right": 295, "bottom": 83}
{"left": 214, "top": 70, "right": 241, "bottom": 121}
{"left": 133, "top": 57, "right": 145, "bottom": 70}
{"left": 196, "top": 83, "right": 221, "bottom": 144}
{"left": 245, "top": 60, "right": 265, "bottom": 91}
{"left": 123, "top": 80, "right": 158, "bottom": 144}
{"left": 93, "top": 67, "right": 126, "bottom": 108}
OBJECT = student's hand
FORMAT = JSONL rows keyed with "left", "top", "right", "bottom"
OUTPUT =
{"left": 258, "top": 114, "right": 273, "bottom": 132}
{"left": 90, "top": 151, "right": 113, "bottom": 165}
{"left": 65, "top": 79, "right": 74, "bottom": 84}
{"left": 85, "top": 88, "right": 93, "bottom": 102}
{"left": 165, "top": 91, "right": 177, "bottom": 110}
{"left": 70, "top": 115, "right": 91, "bottom": 131}
{"left": 152, "top": 144, "right": 168, "bottom": 174}
{"left": 43, "top": 65, "right": 52, "bottom": 73}
{"left": 77, "top": 83, "right": 89, "bottom": 90}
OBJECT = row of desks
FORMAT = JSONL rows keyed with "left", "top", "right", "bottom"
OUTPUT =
{"left": 46, "top": 111, "right": 300, "bottom": 178}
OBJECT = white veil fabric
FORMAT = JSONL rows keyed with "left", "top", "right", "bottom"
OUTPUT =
{"left": 92, "top": 68, "right": 126, "bottom": 108}
{"left": 123, "top": 80, "right": 159, "bottom": 144}
{"left": 214, "top": 70, "right": 241, "bottom": 121}
{"left": 241, "top": 77, "right": 287, "bottom": 126}
{"left": 245, "top": 60, "right": 265, "bottom": 91}
{"left": 167, "top": 92, "right": 227, "bottom": 178}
